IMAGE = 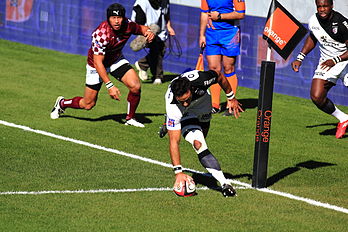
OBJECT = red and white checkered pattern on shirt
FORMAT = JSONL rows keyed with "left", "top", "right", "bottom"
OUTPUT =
{"left": 92, "top": 27, "right": 108, "bottom": 55}
{"left": 87, "top": 19, "right": 143, "bottom": 68}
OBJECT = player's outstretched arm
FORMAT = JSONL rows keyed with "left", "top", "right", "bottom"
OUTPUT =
{"left": 168, "top": 129, "right": 182, "bottom": 167}
{"left": 216, "top": 71, "right": 244, "bottom": 118}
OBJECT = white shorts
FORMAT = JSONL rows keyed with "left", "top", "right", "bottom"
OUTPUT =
{"left": 313, "top": 60, "right": 348, "bottom": 86}
{"left": 85, "top": 58, "right": 130, "bottom": 85}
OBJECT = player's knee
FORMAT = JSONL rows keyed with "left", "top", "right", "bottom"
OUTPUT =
{"left": 209, "top": 66, "right": 220, "bottom": 73}
{"left": 310, "top": 93, "right": 325, "bottom": 106}
{"left": 193, "top": 140, "right": 202, "bottom": 150}
{"left": 223, "top": 65, "right": 235, "bottom": 74}
{"left": 128, "top": 82, "right": 141, "bottom": 93}
{"left": 184, "top": 130, "right": 207, "bottom": 154}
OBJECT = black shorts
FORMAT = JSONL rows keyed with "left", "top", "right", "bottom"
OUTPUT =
{"left": 181, "top": 118, "right": 210, "bottom": 138}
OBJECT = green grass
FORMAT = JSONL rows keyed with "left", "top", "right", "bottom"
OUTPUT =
{"left": 0, "top": 39, "right": 347, "bottom": 231}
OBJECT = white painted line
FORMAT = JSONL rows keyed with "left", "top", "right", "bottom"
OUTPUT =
{"left": 0, "top": 186, "right": 249, "bottom": 196}
{"left": 0, "top": 120, "right": 347, "bottom": 214}
{"left": 257, "top": 188, "right": 348, "bottom": 214}
{"left": 0, "top": 120, "right": 172, "bottom": 169}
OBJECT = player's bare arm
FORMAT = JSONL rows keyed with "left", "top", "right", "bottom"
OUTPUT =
{"left": 208, "top": 11, "right": 245, "bottom": 21}
{"left": 166, "top": 20, "right": 176, "bottom": 36}
{"left": 168, "top": 129, "right": 182, "bottom": 167}
{"left": 199, "top": 12, "right": 209, "bottom": 45}
{"left": 168, "top": 129, "right": 195, "bottom": 186}
{"left": 93, "top": 54, "right": 121, "bottom": 101}
{"left": 292, "top": 35, "right": 317, "bottom": 72}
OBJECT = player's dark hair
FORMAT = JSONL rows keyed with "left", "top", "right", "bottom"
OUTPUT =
{"left": 171, "top": 77, "right": 192, "bottom": 97}
{"left": 107, "top": 3, "right": 126, "bottom": 19}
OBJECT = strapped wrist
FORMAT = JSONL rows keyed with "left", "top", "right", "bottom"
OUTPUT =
{"left": 332, "top": 56, "right": 342, "bottom": 65}
{"left": 226, "top": 91, "right": 235, "bottom": 100}
{"left": 105, "top": 81, "right": 114, "bottom": 89}
{"left": 296, "top": 52, "right": 306, "bottom": 62}
{"left": 173, "top": 165, "right": 183, "bottom": 174}
{"left": 217, "top": 13, "right": 221, "bottom": 21}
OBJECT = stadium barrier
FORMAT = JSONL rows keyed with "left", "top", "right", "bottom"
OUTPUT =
{"left": 0, "top": 0, "right": 347, "bottom": 106}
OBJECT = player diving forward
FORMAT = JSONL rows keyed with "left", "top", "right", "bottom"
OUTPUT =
{"left": 162, "top": 69, "right": 243, "bottom": 197}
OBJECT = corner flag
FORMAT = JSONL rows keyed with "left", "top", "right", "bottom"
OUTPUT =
{"left": 263, "top": 0, "right": 307, "bottom": 60}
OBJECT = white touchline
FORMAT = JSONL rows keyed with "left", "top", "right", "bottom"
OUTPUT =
{"left": 0, "top": 120, "right": 347, "bottom": 214}
{"left": 0, "top": 186, "right": 249, "bottom": 195}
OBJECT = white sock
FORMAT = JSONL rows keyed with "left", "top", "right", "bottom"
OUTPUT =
{"left": 331, "top": 106, "right": 348, "bottom": 123}
{"left": 206, "top": 168, "right": 228, "bottom": 186}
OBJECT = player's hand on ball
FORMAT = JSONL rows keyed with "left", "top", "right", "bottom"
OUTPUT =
{"left": 173, "top": 173, "right": 196, "bottom": 197}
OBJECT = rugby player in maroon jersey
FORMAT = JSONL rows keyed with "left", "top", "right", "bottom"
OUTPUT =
{"left": 50, "top": 3, "right": 155, "bottom": 127}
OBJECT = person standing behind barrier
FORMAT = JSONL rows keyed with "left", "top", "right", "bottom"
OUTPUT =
{"left": 291, "top": 0, "right": 348, "bottom": 139}
{"left": 131, "top": 0, "right": 176, "bottom": 85}
{"left": 199, "top": 0, "right": 245, "bottom": 115}
{"left": 50, "top": 3, "right": 155, "bottom": 128}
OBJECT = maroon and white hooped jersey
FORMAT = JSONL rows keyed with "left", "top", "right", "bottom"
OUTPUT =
{"left": 87, "top": 19, "right": 143, "bottom": 68}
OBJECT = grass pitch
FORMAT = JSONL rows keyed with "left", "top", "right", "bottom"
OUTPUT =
{"left": 0, "top": 39, "right": 347, "bottom": 231}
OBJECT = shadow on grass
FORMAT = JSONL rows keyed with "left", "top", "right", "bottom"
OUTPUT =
{"left": 61, "top": 113, "right": 164, "bottom": 125}
{"left": 306, "top": 123, "right": 348, "bottom": 138}
{"left": 186, "top": 170, "right": 252, "bottom": 193}
{"left": 186, "top": 160, "right": 336, "bottom": 190}
{"left": 220, "top": 98, "right": 258, "bottom": 111}
{"left": 266, "top": 160, "right": 336, "bottom": 187}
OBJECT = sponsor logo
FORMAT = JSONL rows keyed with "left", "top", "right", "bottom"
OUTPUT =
{"left": 256, "top": 35, "right": 290, "bottom": 68}
{"left": 332, "top": 26, "right": 338, "bottom": 34}
{"left": 255, "top": 110, "right": 272, "bottom": 143}
{"left": 263, "top": 8, "right": 299, "bottom": 50}
{"left": 95, "top": 40, "right": 102, "bottom": 49}
{"left": 264, "top": 26, "right": 287, "bottom": 47}
{"left": 6, "top": 0, "right": 34, "bottom": 22}
{"left": 167, "top": 118, "right": 175, "bottom": 127}
{"left": 113, "top": 10, "right": 120, "bottom": 15}
{"left": 315, "top": 71, "right": 324, "bottom": 76}
{"left": 343, "top": 21, "right": 348, "bottom": 30}
{"left": 203, "top": 78, "right": 215, "bottom": 86}
{"left": 320, "top": 36, "right": 340, "bottom": 48}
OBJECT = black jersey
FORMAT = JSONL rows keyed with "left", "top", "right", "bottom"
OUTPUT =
{"left": 170, "top": 70, "right": 219, "bottom": 104}
{"left": 165, "top": 70, "right": 219, "bottom": 130}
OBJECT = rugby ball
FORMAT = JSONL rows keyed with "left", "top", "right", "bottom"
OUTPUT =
{"left": 173, "top": 179, "right": 197, "bottom": 197}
